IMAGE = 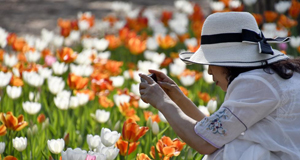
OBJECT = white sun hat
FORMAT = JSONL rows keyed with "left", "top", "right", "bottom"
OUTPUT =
{"left": 179, "top": 12, "right": 290, "bottom": 67}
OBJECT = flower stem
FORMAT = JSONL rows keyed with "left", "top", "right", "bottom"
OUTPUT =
{"left": 20, "top": 152, "right": 23, "bottom": 160}
{"left": 125, "top": 141, "right": 130, "bottom": 160}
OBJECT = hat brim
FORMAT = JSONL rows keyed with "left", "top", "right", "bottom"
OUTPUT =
{"left": 179, "top": 42, "right": 289, "bottom": 67}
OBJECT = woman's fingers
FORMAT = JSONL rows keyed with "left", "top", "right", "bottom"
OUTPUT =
{"left": 139, "top": 73, "right": 155, "bottom": 84}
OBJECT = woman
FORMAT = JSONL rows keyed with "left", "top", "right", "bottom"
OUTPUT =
{"left": 139, "top": 12, "right": 300, "bottom": 159}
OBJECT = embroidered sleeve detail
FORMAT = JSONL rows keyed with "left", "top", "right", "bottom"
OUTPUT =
{"left": 194, "top": 107, "right": 247, "bottom": 148}
{"left": 201, "top": 108, "right": 228, "bottom": 136}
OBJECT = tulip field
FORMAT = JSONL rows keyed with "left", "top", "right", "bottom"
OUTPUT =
{"left": 0, "top": 0, "right": 299, "bottom": 159}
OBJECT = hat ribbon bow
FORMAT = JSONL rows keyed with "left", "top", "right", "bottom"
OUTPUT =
{"left": 241, "top": 29, "right": 290, "bottom": 55}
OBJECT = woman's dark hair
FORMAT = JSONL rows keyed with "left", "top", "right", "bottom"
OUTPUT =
{"left": 226, "top": 58, "right": 300, "bottom": 85}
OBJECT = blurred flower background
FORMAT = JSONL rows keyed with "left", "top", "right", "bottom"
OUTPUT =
{"left": 0, "top": 0, "right": 299, "bottom": 159}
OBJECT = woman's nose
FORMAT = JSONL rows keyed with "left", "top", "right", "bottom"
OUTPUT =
{"left": 207, "top": 66, "right": 212, "bottom": 75}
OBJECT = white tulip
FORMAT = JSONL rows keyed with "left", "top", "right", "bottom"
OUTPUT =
{"left": 6, "top": 85, "right": 22, "bottom": 99}
{"left": 52, "top": 35, "right": 64, "bottom": 48}
{"left": 274, "top": 1, "right": 291, "bottom": 14}
{"left": 69, "top": 96, "right": 80, "bottom": 109}
{"left": 0, "top": 71, "right": 12, "bottom": 88}
{"left": 41, "top": 28, "right": 54, "bottom": 43}
{"left": 139, "top": 99, "right": 150, "bottom": 109}
{"left": 151, "top": 52, "right": 166, "bottom": 65}
{"left": 203, "top": 69, "right": 214, "bottom": 84}
{"left": 179, "top": 75, "right": 196, "bottom": 87}
{"left": 113, "top": 94, "right": 130, "bottom": 107}
{"left": 290, "top": 36, "right": 300, "bottom": 48}
{"left": 47, "top": 138, "right": 65, "bottom": 154}
{"left": 23, "top": 71, "right": 44, "bottom": 87}
{"left": 4, "top": 54, "right": 18, "bottom": 67}
{"left": 184, "top": 38, "right": 198, "bottom": 48}
{"left": 229, "top": 0, "right": 242, "bottom": 9}
{"left": 158, "top": 111, "right": 168, "bottom": 123}
{"left": 207, "top": 99, "right": 217, "bottom": 114}
{"left": 79, "top": 20, "right": 90, "bottom": 31}
{"left": 52, "top": 61, "right": 68, "bottom": 75}
{"left": 87, "top": 134, "right": 101, "bottom": 150}
{"left": 70, "top": 64, "right": 93, "bottom": 77}
{"left": 76, "top": 93, "right": 89, "bottom": 106}
{"left": 93, "top": 38, "right": 109, "bottom": 51}
{"left": 146, "top": 37, "right": 158, "bottom": 51}
{"left": 29, "top": 91, "right": 40, "bottom": 102}
{"left": 276, "top": 28, "right": 288, "bottom": 37}
{"left": 152, "top": 121, "right": 159, "bottom": 135}
{"left": 38, "top": 66, "right": 52, "bottom": 79}
{"left": 111, "top": 1, "right": 132, "bottom": 13}
{"left": 109, "top": 76, "right": 124, "bottom": 88}
{"left": 13, "top": 137, "right": 27, "bottom": 152}
{"left": 0, "top": 142, "right": 5, "bottom": 154}
{"left": 82, "top": 37, "right": 94, "bottom": 49}
{"left": 57, "top": 90, "right": 71, "bottom": 98}
{"left": 47, "top": 76, "right": 65, "bottom": 95}
{"left": 22, "top": 101, "right": 41, "bottom": 115}
{"left": 69, "top": 30, "right": 81, "bottom": 42}
{"left": 100, "top": 128, "right": 120, "bottom": 147}
{"left": 99, "top": 146, "right": 119, "bottom": 160}
{"left": 199, "top": 106, "right": 210, "bottom": 117}
{"left": 91, "top": 109, "right": 110, "bottom": 123}
{"left": 174, "top": 0, "right": 194, "bottom": 15}
{"left": 137, "top": 60, "right": 159, "bottom": 74}
{"left": 97, "top": 51, "right": 111, "bottom": 60}
{"left": 54, "top": 96, "right": 69, "bottom": 110}
{"left": 0, "top": 27, "right": 8, "bottom": 48}
{"left": 12, "top": 68, "right": 20, "bottom": 77}
{"left": 144, "top": 50, "right": 157, "bottom": 61}
{"left": 61, "top": 148, "right": 87, "bottom": 160}
{"left": 210, "top": 1, "right": 225, "bottom": 11}
{"left": 243, "top": 0, "right": 257, "bottom": 6}
{"left": 75, "top": 51, "right": 93, "bottom": 65}
{"left": 170, "top": 63, "right": 186, "bottom": 76}
{"left": 35, "top": 38, "right": 47, "bottom": 52}
{"left": 131, "top": 83, "right": 140, "bottom": 96}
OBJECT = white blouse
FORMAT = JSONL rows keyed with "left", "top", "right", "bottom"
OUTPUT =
{"left": 194, "top": 69, "right": 300, "bottom": 160}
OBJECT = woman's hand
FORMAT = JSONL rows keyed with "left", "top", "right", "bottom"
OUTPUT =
{"left": 139, "top": 73, "right": 171, "bottom": 109}
{"left": 148, "top": 69, "right": 185, "bottom": 104}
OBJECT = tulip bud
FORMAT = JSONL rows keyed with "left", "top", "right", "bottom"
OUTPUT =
{"left": 42, "top": 118, "right": 49, "bottom": 130}
{"left": 113, "top": 120, "right": 120, "bottom": 131}
{"left": 0, "top": 142, "right": 5, "bottom": 154}
{"left": 152, "top": 121, "right": 159, "bottom": 135}
{"left": 207, "top": 99, "right": 217, "bottom": 114}
{"left": 27, "top": 128, "right": 32, "bottom": 138}
{"left": 47, "top": 138, "right": 65, "bottom": 154}
{"left": 147, "top": 117, "right": 152, "bottom": 128}
{"left": 32, "top": 125, "right": 38, "bottom": 135}
{"left": 77, "top": 134, "right": 83, "bottom": 146}
{"left": 64, "top": 133, "right": 70, "bottom": 146}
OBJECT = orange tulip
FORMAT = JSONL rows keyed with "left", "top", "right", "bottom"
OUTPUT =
{"left": 37, "top": 113, "right": 46, "bottom": 124}
{"left": 119, "top": 27, "right": 137, "bottom": 43}
{"left": 0, "top": 49, "right": 4, "bottom": 61}
{"left": 12, "top": 38, "right": 28, "bottom": 52}
{"left": 67, "top": 73, "right": 89, "bottom": 90}
{"left": 116, "top": 137, "right": 140, "bottom": 156}
{"left": 58, "top": 18, "right": 72, "bottom": 37}
{"left": 191, "top": 20, "right": 204, "bottom": 38}
{"left": 9, "top": 75, "right": 24, "bottom": 87}
{"left": 277, "top": 14, "right": 298, "bottom": 29}
{"left": 118, "top": 102, "right": 140, "bottom": 121}
{"left": 143, "top": 111, "right": 160, "bottom": 123}
{"left": 127, "top": 37, "right": 147, "bottom": 55}
{"left": 6, "top": 33, "right": 17, "bottom": 46}
{"left": 264, "top": 11, "right": 278, "bottom": 23}
{"left": 157, "top": 35, "right": 177, "bottom": 49}
{"left": 56, "top": 47, "right": 77, "bottom": 63}
{"left": 105, "top": 35, "right": 122, "bottom": 50}
{"left": 41, "top": 48, "right": 53, "bottom": 58}
{"left": 136, "top": 153, "right": 152, "bottom": 160}
{"left": 3, "top": 156, "right": 18, "bottom": 160}
{"left": 150, "top": 136, "right": 186, "bottom": 159}
{"left": 160, "top": 57, "right": 173, "bottom": 68}
{"left": 122, "top": 118, "right": 149, "bottom": 142}
{"left": 189, "top": 4, "right": 205, "bottom": 22}
{"left": 98, "top": 95, "right": 114, "bottom": 108}
{"left": 179, "top": 86, "right": 189, "bottom": 96}
{"left": 252, "top": 13, "right": 263, "bottom": 26}
{"left": 289, "top": 0, "right": 300, "bottom": 19}
{"left": 0, "top": 124, "right": 7, "bottom": 136}
{"left": 79, "top": 13, "right": 95, "bottom": 27}
{"left": 0, "top": 112, "right": 28, "bottom": 131}
{"left": 102, "top": 15, "right": 118, "bottom": 26}
{"left": 180, "top": 69, "right": 202, "bottom": 81}
{"left": 198, "top": 92, "right": 211, "bottom": 103}
{"left": 91, "top": 78, "right": 114, "bottom": 92}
